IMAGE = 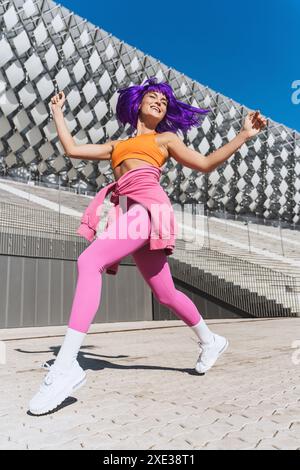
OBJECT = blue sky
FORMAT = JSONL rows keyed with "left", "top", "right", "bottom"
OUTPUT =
{"left": 60, "top": 0, "right": 299, "bottom": 132}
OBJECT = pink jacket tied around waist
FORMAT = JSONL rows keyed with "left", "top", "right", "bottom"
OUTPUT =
{"left": 77, "top": 165, "right": 178, "bottom": 275}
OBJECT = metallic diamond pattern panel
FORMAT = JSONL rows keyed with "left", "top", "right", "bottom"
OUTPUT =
{"left": 0, "top": 0, "right": 299, "bottom": 225}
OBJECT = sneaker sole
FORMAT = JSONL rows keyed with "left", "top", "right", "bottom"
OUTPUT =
{"left": 195, "top": 339, "right": 229, "bottom": 374}
{"left": 29, "top": 372, "right": 87, "bottom": 416}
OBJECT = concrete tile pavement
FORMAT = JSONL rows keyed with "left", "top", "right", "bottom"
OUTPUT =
{"left": 0, "top": 318, "right": 300, "bottom": 450}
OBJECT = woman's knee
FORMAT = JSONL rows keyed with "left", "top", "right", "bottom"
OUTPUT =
{"left": 77, "top": 247, "right": 104, "bottom": 274}
{"left": 153, "top": 288, "right": 176, "bottom": 307}
{"left": 77, "top": 250, "right": 90, "bottom": 271}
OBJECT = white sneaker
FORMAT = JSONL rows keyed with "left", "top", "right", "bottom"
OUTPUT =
{"left": 29, "top": 360, "right": 87, "bottom": 415}
{"left": 195, "top": 333, "right": 229, "bottom": 374}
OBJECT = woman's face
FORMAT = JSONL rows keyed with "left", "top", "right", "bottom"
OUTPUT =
{"left": 138, "top": 90, "right": 168, "bottom": 125}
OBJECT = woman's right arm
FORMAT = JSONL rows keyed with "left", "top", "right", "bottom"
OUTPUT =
{"left": 51, "top": 91, "right": 113, "bottom": 161}
{"left": 52, "top": 108, "right": 113, "bottom": 161}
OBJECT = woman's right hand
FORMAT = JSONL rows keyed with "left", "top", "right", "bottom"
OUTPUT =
{"left": 50, "top": 91, "right": 66, "bottom": 113}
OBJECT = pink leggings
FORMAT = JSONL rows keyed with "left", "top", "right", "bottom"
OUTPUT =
{"left": 69, "top": 198, "right": 202, "bottom": 333}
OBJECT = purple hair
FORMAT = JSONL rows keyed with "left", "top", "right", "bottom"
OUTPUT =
{"left": 116, "top": 76, "right": 212, "bottom": 134}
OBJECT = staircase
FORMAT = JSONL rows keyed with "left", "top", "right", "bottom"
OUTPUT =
{"left": 170, "top": 212, "right": 300, "bottom": 317}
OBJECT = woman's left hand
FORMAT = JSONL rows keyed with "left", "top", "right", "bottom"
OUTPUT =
{"left": 242, "top": 110, "right": 267, "bottom": 139}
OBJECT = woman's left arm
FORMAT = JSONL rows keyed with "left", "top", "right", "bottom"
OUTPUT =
{"left": 167, "top": 110, "right": 267, "bottom": 173}
{"left": 205, "top": 110, "right": 267, "bottom": 172}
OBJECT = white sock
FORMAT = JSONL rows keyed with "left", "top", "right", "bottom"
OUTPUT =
{"left": 54, "top": 327, "right": 86, "bottom": 370}
{"left": 191, "top": 318, "right": 214, "bottom": 345}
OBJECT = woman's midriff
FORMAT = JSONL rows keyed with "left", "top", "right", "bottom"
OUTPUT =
{"left": 113, "top": 159, "right": 156, "bottom": 181}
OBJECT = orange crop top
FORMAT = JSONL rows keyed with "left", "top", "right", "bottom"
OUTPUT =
{"left": 111, "top": 132, "right": 167, "bottom": 170}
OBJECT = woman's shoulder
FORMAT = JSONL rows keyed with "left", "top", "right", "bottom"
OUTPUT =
{"left": 156, "top": 131, "right": 178, "bottom": 149}
{"left": 106, "top": 139, "right": 125, "bottom": 151}
{"left": 161, "top": 131, "right": 178, "bottom": 140}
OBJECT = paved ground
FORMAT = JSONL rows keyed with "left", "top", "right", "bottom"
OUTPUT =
{"left": 0, "top": 318, "right": 300, "bottom": 450}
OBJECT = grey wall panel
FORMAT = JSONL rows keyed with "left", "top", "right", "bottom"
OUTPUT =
{"left": 36, "top": 259, "right": 51, "bottom": 327}
{"left": 7, "top": 257, "right": 22, "bottom": 328}
{"left": 0, "top": 256, "right": 8, "bottom": 328}
{"left": 50, "top": 260, "right": 63, "bottom": 327}
{"left": 22, "top": 257, "right": 36, "bottom": 328}
{"left": 0, "top": 255, "right": 152, "bottom": 329}
{"left": 0, "top": 252, "right": 253, "bottom": 329}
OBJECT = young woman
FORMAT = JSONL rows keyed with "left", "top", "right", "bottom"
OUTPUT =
{"left": 29, "top": 77, "right": 266, "bottom": 415}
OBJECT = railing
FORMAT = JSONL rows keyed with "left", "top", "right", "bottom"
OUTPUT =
{"left": 0, "top": 174, "right": 96, "bottom": 197}
{"left": 0, "top": 200, "right": 86, "bottom": 260}
{"left": 206, "top": 207, "right": 300, "bottom": 253}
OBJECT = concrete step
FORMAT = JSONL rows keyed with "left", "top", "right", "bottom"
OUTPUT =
{"left": 170, "top": 253, "right": 299, "bottom": 316}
